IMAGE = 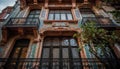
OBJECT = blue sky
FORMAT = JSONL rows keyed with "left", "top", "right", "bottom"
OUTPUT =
{"left": 0, "top": 0, "right": 17, "bottom": 13}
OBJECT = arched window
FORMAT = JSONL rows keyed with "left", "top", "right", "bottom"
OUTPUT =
{"left": 5, "top": 39, "right": 30, "bottom": 69}
{"left": 40, "top": 37, "right": 82, "bottom": 69}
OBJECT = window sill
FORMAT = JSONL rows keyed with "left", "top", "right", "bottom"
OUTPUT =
{"left": 44, "top": 20, "right": 78, "bottom": 24}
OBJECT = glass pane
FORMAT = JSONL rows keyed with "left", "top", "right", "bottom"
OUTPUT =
{"left": 62, "top": 48, "right": 69, "bottom": 58}
{"left": 35, "top": 15, "right": 39, "bottom": 17}
{"left": 48, "top": 14, "right": 54, "bottom": 20}
{"left": 61, "top": 14, "right": 66, "bottom": 20}
{"left": 52, "top": 38, "right": 60, "bottom": 46}
{"left": 32, "top": 19, "right": 37, "bottom": 24}
{"left": 28, "top": 15, "right": 34, "bottom": 18}
{"left": 62, "top": 38, "right": 69, "bottom": 46}
{"left": 96, "top": 46, "right": 115, "bottom": 58}
{"left": 26, "top": 19, "right": 32, "bottom": 24}
{"left": 36, "top": 10, "right": 41, "bottom": 14}
{"left": 72, "top": 48, "right": 79, "bottom": 58}
{"left": 29, "top": 11, "right": 35, "bottom": 15}
{"left": 52, "top": 62, "right": 59, "bottom": 69}
{"left": 84, "top": 45, "right": 94, "bottom": 58}
{"left": 55, "top": 14, "right": 60, "bottom": 20}
{"left": 67, "top": 14, "right": 73, "bottom": 20}
{"left": 105, "top": 47, "right": 114, "bottom": 58}
{"left": 66, "top": 10, "right": 71, "bottom": 14}
{"left": 44, "top": 38, "right": 51, "bottom": 46}
{"left": 70, "top": 38, "right": 77, "bottom": 46}
{"left": 53, "top": 48, "right": 59, "bottom": 58}
{"left": 20, "top": 47, "right": 28, "bottom": 58}
{"left": 12, "top": 47, "right": 21, "bottom": 58}
{"left": 42, "top": 48, "right": 50, "bottom": 58}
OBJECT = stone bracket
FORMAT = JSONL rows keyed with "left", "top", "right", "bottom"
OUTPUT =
{"left": 18, "top": 28, "right": 24, "bottom": 35}
{"left": 1, "top": 27, "right": 7, "bottom": 43}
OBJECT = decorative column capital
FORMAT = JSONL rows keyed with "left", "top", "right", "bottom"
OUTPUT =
{"left": 34, "top": 0, "right": 38, "bottom": 4}
{"left": 45, "top": 0, "right": 48, "bottom": 9}
{"left": 20, "top": 0, "right": 26, "bottom": 10}
{"left": 72, "top": 0, "right": 76, "bottom": 9}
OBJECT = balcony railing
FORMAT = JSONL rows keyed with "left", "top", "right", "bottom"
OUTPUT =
{"left": 80, "top": 8, "right": 95, "bottom": 14}
{"left": 0, "top": 58, "right": 120, "bottom": 69}
{"left": 81, "top": 17, "right": 118, "bottom": 27}
{"left": 4, "top": 17, "right": 40, "bottom": 28}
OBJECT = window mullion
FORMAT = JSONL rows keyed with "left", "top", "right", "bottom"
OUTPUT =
{"left": 53, "top": 10, "right": 55, "bottom": 20}
{"left": 65, "top": 11, "right": 67, "bottom": 20}
{"left": 59, "top": 37, "right": 63, "bottom": 69}
{"left": 68, "top": 38, "right": 74, "bottom": 69}
{"left": 60, "top": 10, "right": 61, "bottom": 20}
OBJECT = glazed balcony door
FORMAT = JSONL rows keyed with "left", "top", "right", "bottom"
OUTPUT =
{"left": 26, "top": 10, "right": 41, "bottom": 24}
{"left": 5, "top": 39, "right": 30, "bottom": 69}
{"left": 40, "top": 37, "right": 82, "bottom": 69}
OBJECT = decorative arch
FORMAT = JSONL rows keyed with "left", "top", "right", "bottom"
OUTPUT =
{"left": 40, "top": 27, "right": 81, "bottom": 37}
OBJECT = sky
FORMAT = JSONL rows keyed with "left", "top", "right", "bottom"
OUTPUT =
{"left": 0, "top": 0, "right": 17, "bottom": 13}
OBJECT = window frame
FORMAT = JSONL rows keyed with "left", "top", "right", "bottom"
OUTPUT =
{"left": 5, "top": 39, "right": 30, "bottom": 69}
{"left": 40, "top": 36, "right": 82, "bottom": 69}
{"left": 41, "top": 36, "right": 81, "bottom": 59}
{"left": 26, "top": 10, "right": 41, "bottom": 24}
{"left": 47, "top": 10, "right": 74, "bottom": 20}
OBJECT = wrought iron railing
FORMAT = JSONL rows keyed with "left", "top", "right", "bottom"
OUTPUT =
{"left": 4, "top": 17, "right": 40, "bottom": 28}
{"left": 80, "top": 8, "right": 95, "bottom": 14}
{"left": 0, "top": 58, "right": 120, "bottom": 69}
{"left": 81, "top": 17, "right": 119, "bottom": 27}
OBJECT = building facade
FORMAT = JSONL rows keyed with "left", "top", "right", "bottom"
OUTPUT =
{"left": 0, "top": 0, "right": 120, "bottom": 69}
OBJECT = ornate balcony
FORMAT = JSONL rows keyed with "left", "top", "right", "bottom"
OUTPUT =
{"left": 81, "top": 17, "right": 119, "bottom": 28}
{"left": 4, "top": 17, "right": 40, "bottom": 28}
{"left": 1, "top": 17, "right": 40, "bottom": 43}
{"left": 0, "top": 58, "right": 119, "bottom": 69}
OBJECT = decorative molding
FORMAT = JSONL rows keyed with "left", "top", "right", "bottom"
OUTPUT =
{"left": 34, "top": 0, "right": 38, "bottom": 4}
{"left": 20, "top": 0, "right": 26, "bottom": 10}
{"left": 18, "top": 28, "right": 24, "bottom": 35}
{"left": 72, "top": 0, "right": 76, "bottom": 8}
{"left": 52, "top": 22, "right": 69, "bottom": 27}
{"left": 1, "top": 27, "right": 7, "bottom": 43}
{"left": 45, "top": 0, "right": 48, "bottom": 8}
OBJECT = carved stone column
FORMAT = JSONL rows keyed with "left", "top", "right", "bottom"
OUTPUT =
{"left": 37, "top": 33, "right": 44, "bottom": 59}
{"left": 33, "top": 28, "right": 38, "bottom": 38}
{"left": 2, "top": 27, "right": 7, "bottom": 43}
{"left": 77, "top": 36, "right": 87, "bottom": 58}
{"left": 72, "top": 0, "right": 76, "bottom": 9}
